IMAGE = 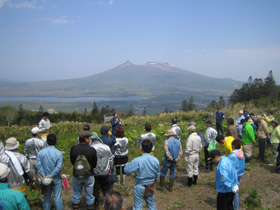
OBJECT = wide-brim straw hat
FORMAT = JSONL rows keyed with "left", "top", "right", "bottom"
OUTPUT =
{"left": 165, "top": 129, "right": 175, "bottom": 137}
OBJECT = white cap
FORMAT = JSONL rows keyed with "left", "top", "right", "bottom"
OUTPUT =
{"left": 31, "top": 127, "right": 40, "bottom": 134}
{"left": 0, "top": 163, "right": 10, "bottom": 179}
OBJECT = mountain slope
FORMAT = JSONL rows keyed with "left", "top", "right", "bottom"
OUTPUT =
{"left": 0, "top": 61, "right": 242, "bottom": 102}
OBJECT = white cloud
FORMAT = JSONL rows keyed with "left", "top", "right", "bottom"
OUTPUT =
{"left": 41, "top": 15, "right": 74, "bottom": 25}
{"left": 109, "top": 0, "right": 114, "bottom": 5}
{"left": 98, "top": 0, "right": 114, "bottom": 6}
{"left": 0, "top": 0, "right": 45, "bottom": 9}
{"left": 0, "top": 0, "right": 9, "bottom": 8}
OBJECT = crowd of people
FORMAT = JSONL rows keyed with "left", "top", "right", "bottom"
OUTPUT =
{"left": 0, "top": 108, "right": 279, "bottom": 210}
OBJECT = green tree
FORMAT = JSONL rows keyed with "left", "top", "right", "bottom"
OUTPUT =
{"left": 142, "top": 107, "right": 147, "bottom": 116}
{"left": 187, "top": 96, "right": 196, "bottom": 111}
{"left": 219, "top": 96, "right": 226, "bottom": 108}
{"left": 263, "top": 70, "right": 278, "bottom": 103}
{"left": 0, "top": 105, "right": 17, "bottom": 127}
{"left": 91, "top": 101, "right": 99, "bottom": 116}
{"left": 127, "top": 104, "right": 134, "bottom": 117}
{"left": 17, "top": 104, "right": 25, "bottom": 125}
{"left": 181, "top": 100, "right": 188, "bottom": 112}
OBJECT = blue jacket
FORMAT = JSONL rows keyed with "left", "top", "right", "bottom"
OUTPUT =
{"left": 216, "top": 156, "right": 238, "bottom": 193}
{"left": 243, "top": 111, "right": 251, "bottom": 121}
{"left": 164, "top": 137, "right": 181, "bottom": 160}
{"left": 216, "top": 111, "right": 224, "bottom": 123}
{"left": 110, "top": 118, "right": 121, "bottom": 136}
{"left": 0, "top": 183, "right": 30, "bottom": 210}
{"left": 100, "top": 135, "right": 116, "bottom": 153}
{"left": 124, "top": 153, "right": 160, "bottom": 186}
{"left": 36, "top": 146, "right": 63, "bottom": 180}
{"left": 228, "top": 150, "right": 245, "bottom": 181}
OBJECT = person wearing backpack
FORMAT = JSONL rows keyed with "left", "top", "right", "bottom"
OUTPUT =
{"left": 70, "top": 131, "right": 97, "bottom": 210}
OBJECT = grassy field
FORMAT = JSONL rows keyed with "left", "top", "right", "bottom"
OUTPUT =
{"left": 1, "top": 109, "right": 280, "bottom": 210}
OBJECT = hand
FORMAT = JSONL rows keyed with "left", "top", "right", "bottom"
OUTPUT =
{"left": 254, "top": 140, "right": 256, "bottom": 144}
{"left": 108, "top": 131, "right": 112, "bottom": 135}
{"left": 232, "top": 185, "right": 239, "bottom": 193}
{"left": 109, "top": 170, "right": 112, "bottom": 175}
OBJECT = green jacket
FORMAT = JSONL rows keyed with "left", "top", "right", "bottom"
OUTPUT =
{"left": 271, "top": 126, "right": 280, "bottom": 144}
{"left": 0, "top": 183, "right": 30, "bottom": 210}
{"left": 242, "top": 122, "right": 255, "bottom": 145}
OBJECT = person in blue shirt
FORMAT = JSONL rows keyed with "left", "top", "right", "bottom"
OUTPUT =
{"left": 216, "top": 107, "right": 225, "bottom": 135}
{"left": 0, "top": 163, "right": 30, "bottom": 210}
{"left": 228, "top": 140, "right": 245, "bottom": 210}
{"left": 110, "top": 113, "right": 121, "bottom": 136}
{"left": 243, "top": 106, "right": 250, "bottom": 121}
{"left": 210, "top": 150, "right": 239, "bottom": 210}
{"left": 124, "top": 139, "right": 160, "bottom": 210}
{"left": 36, "top": 134, "right": 63, "bottom": 210}
{"left": 157, "top": 130, "right": 182, "bottom": 192}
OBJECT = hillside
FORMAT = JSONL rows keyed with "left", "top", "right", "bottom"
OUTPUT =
{"left": 0, "top": 61, "right": 243, "bottom": 110}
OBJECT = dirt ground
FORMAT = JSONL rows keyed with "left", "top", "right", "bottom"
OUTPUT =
{"left": 52, "top": 158, "right": 280, "bottom": 210}
{"left": 30, "top": 147, "right": 280, "bottom": 210}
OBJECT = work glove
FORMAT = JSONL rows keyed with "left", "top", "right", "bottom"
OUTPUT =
{"left": 232, "top": 184, "right": 239, "bottom": 193}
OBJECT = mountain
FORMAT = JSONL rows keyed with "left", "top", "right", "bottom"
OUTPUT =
{"left": 0, "top": 61, "right": 242, "bottom": 109}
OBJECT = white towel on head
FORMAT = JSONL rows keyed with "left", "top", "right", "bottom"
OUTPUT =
{"left": 5, "top": 150, "right": 24, "bottom": 176}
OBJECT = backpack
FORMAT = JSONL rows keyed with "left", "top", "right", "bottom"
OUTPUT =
{"left": 73, "top": 148, "right": 91, "bottom": 179}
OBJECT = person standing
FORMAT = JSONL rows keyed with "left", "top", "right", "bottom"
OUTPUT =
{"left": 157, "top": 130, "right": 182, "bottom": 192}
{"left": 170, "top": 118, "right": 182, "bottom": 141}
{"left": 241, "top": 119, "right": 256, "bottom": 163}
{"left": 216, "top": 107, "right": 225, "bottom": 135}
{"left": 100, "top": 125, "right": 116, "bottom": 185}
{"left": 185, "top": 125, "right": 202, "bottom": 187}
{"left": 39, "top": 112, "right": 51, "bottom": 144}
{"left": 256, "top": 115, "right": 269, "bottom": 162}
{"left": 210, "top": 150, "right": 239, "bottom": 210}
{"left": 204, "top": 120, "right": 218, "bottom": 172}
{"left": 226, "top": 118, "right": 239, "bottom": 140}
{"left": 1, "top": 137, "right": 35, "bottom": 193}
{"left": 0, "top": 163, "right": 30, "bottom": 210}
{"left": 111, "top": 113, "right": 121, "bottom": 136}
{"left": 264, "top": 111, "right": 275, "bottom": 147}
{"left": 114, "top": 127, "right": 129, "bottom": 185}
{"left": 228, "top": 140, "right": 245, "bottom": 210}
{"left": 135, "top": 124, "right": 157, "bottom": 155}
{"left": 215, "top": 135, "right": 236, "bottom": 157}
{"left": 269, "top": 120, "right": 280, "bottom": 167}
{"left": 76, "top": 123, "right": 91, "bottom": 144}
{"left": 236, "top": 111, "right": 245, "bottom": 139}
{"left": 24, "top": 127, "right": 45, "bottom": 176}
{"left": 90, "top": 132, "right": 114, "bottom": 209}
{"left": 36, "top": 134, "right": 63, "bottom": 210}
{"left": 70, "top": 131, "right": 97, "bottom": 210}
{"left": 243, "top": 107, "right": 250, "bottom": 121}
{"left": 124, "top": 139, "right": 160, "bottom": 210}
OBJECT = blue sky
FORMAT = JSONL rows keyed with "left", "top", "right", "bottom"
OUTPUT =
{"left": 0, "top": 0, "right": 279, "bottom": 83}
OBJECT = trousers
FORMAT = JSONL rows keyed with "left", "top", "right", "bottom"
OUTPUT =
{"left": 133, "top": 184, "right": 156, "bottom": 210}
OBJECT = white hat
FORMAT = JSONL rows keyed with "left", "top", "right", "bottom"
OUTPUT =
{"left": 5, "top": 137, "right": 19, "bottom": 150}
{"left": 187, "top": 125, "right": 196, "bottom": 132}
{"left": 0, "top": 163, "right": 10, "bottom": 179}
{"left": 31, "top": 127, "right": 40, "bottom": 134}
{"left": 42, "top": 176, "right": 53, "bottom": 186}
